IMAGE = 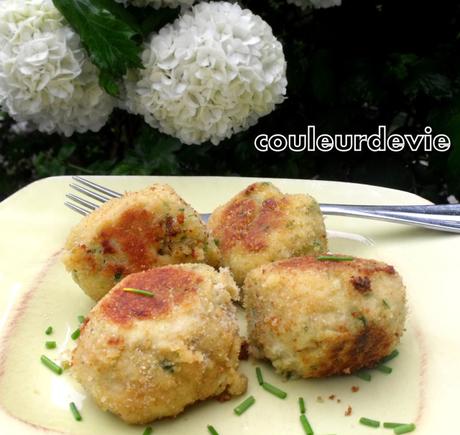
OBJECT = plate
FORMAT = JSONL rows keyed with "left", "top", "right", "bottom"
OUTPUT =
{"left": 0, "top": 175, "right": 458, "bottom": 435}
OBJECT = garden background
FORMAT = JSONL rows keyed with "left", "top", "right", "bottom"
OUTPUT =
{"left": 1, "top": 0, "right": 459, "bottom": 203}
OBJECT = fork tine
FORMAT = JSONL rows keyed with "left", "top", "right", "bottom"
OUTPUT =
{"left": 66, "top": 193, "right": 99, "bottom": 211}
{"left": 70, "top": 183, "right": 111, "bottom": 203}
{"left": 72, "top": 176, "right": 122, "bottom": 199}
{"left": 64, "top": 201, "right": 90, "bottom": 216}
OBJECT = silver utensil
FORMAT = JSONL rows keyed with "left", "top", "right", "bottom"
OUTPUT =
{"left": 65, "top": 176, "right": 460, "bottom": 233}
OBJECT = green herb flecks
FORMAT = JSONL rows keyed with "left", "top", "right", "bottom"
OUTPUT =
{"left": 376, "top": 364, "right": 393, "bottom": 374}
{"left": 394, "top": 423, "right": 416, "bottom": 434}
{"left": 45, "top": 341, "right": 57, "bottom": 349}
{"left": 384, "top": 422, "right": 406, "bottom": 428}
{"left": 380, "top": 349, "right": 399, "bottom": 364}
{"left": 298, "top": 397, "right": 306, "bottom": 414}
{"left": 359, "top": 417, "right": 380, "bottom": 428}
{"left": 256, "top": 367, "right": 264, "bottom": 385}
{"left": 207, "top": 425, "right": 219, "bottom": 435}
{"left": 317, "top": 255, "right": 354, "bottom": 261}
{"left": 69, "top": 402, "right": 82, "bottom": 421}
{"left": 262, "top": 382, "right": 287, "bottom": 399}
{"left": 233, "top": 396, "right": 255, "bottom": 415}
{"left": 71, "top": 328, "right": 81, "bottom": 340}
{"left": 160, "top": 359, "right": 175, "bottom": 373}
{"left": 357, "top": 314, "right": 367, "bottom": 328}
{"left": 300, "top": 414, "right": 314, "bottom": 435}
{"left": 40, "top": 355, "right": 63, "bottom": 375}
{"left": 355, "top": 371, "right": 371, "bottom": 381}
{"left": 123, "top": 288, "right": 155, "bottom": 297}
{"left": 45, "top": 326, "right": 53, "bottom": 335}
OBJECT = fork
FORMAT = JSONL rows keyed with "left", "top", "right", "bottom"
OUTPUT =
{"left": 65, "top": 176, "right": 460, "bottom": 234}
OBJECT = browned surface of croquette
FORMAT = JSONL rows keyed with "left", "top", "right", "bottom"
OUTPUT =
{"left": 208, "top": 182, "right": 327, "bottom": 284}
{"left": 244, "top": 255, "right": 406, "bottom": 378}
{"left": 101, "top": 267, "right": 203, "bottom": 326}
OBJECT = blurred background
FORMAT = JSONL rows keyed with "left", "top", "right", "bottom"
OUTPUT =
{"left": 0, "top": 0, "right": 459, "bottom": 203}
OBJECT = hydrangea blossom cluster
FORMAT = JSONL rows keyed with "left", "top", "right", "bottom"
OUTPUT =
{"left": 114, "top": 0, "right": 196, "bottom": 9}
{"left": 287, "top": 0, "right": 342, "bottom": 10}
{"left": 0, "top": 0, "right": 115, "bottom": 136}
{"left": 124, "top": 1, "right": 287, "bottom": 145}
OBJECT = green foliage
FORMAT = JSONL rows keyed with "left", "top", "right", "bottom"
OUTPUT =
{"left": 2, "top": 0, "right": 460, "bottom": 203}
{"left": 52, "top": 0, "right": 143, "bottom": 96}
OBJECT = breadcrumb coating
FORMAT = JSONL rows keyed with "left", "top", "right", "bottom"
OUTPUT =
{"left": 63, "top": 184, "right": 220, "bottom": 300}
{"left": 244, "top": 255, "right": 407, "bottom": 378}
{"left": 208, "top": 182, "right": 327, "bottom": 284}
{"left": 72, "top": 264, "right": 247, "bottom": 424}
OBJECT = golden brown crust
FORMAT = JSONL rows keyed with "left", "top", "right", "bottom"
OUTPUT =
{"left": 303, "top": 323, "right": 397, "bottom": 377}
{"left": 72, "top": 264, "right": 247, "bottom": 424}
{"left": 244, "top": 255, "right": 407, "bottom": 378}
{"left": 216, "top": 196, "right": 287, "bottom": 253}
{"left": 274, "top": 255, "right": 395, "bottom": 275}
{"left": 63, "top": 184, "right": 220, "bottom": 300}
{"left": 208, "top": 182, "right": 327, "bottom": 284}
{"left": 100, "top": 267, "right": 202, "bottom": 326}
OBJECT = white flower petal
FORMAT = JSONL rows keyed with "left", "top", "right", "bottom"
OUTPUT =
{"left": 123, "top": 1, "right": 287, "bottom": 145}
{"left": 0, "top": 0, "right": 115, "bottom": 136}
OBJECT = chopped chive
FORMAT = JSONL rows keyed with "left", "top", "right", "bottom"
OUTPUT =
{"left": 384, "top": 422, "right": 406, "bottom": 428}
{"left": 71, "top": 328, "right": 80, "bottom": 340}
{"left": 69, "top": 402, "right": 82, "bottom": 421}
{"left": 233, "top": 395, "right": 255, "bottom": 415}
{"left": 207, "top": 425, "right": 219, "bottom": 435}
{"left": 45, "top": 341, "right": 56, "bottom": 349}
{"left": 123, "top": 287, "right": 155, "bottom": 297}
{"left": 394, "top": 423, "right": 416, "bottom": 434}
{"left": 357, "top": 315, "right": 367, "bottom": 328}
{"left": 380, "top": 349, "right": 399, "bottom": 364}
{"left": 376, "top": 364, "right": 393, "bottom": 374}
{"left": 383, "top": 299, "right": 390, "bottom": 308}
{"left": 298, "top": 397, "right": 306, "bottom": 414}
{"left": 317, "top": 255, "right": 354, "bottom": 261}
{"left": 359, "top": 417, "right": 380, "bottom": 428}
{"left": 256, "top": 367, "right": 264, "bottom": 385}
{"left": 262, "top": 382, "right": 287, "bottom": 399}
{"left": 40, "top": 355, "right": 62, "bottom": 375}
{"left": 300, "top": 414, "right": 314, "bottom": 435}
{"left": 142, "top": 427, "right": 153, "bottom": 435}
{"left": 77, "top": 315, "right": 85, "bottom": 324}
{"left": 355, "top": 371, "right": 371, "bottom": 381}
{"left": 45, "top": 326, "right": 53, "bottom": 335}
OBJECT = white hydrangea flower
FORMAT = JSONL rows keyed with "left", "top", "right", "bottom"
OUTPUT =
{"left": 124, "top": 1, "right": 287, "bottom": 145}
{"left": 287, "top": 0, "right": 341, "bottom": 10}
{"left": 114, "top": 0, "right": 196, "bottom": 9}
{"left": 0, "top": 0, "right": 115, "bottom": 136}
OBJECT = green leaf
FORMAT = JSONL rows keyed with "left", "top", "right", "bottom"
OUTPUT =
{"left": 52, "top": 0, "right": 143, "bottom": 95}
{"left": 99, "top": 70, "right": 120, "bottom": 97}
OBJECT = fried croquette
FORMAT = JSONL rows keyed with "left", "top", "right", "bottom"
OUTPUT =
{"left": 244, "top": 255, "right": 407, "bottom": 378}
{"left": 63, "top": 184, "right": 220, "bottom": 300}
{"left": 71, "top": 264, "right": 247, "bottom": 424}
{"left": 208, "top": 182, "right": 327, "bottom": 285}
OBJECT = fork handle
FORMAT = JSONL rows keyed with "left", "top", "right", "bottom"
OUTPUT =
{"left": 320, "top": 203, "right": 460, "bottom": 215}
{"left": 319, "top": 206, "right": 460, "bottom": 233}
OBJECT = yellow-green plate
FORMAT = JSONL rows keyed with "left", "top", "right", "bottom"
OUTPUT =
{"left": 0, "top": 176, "right": 458, "bottom": 435}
